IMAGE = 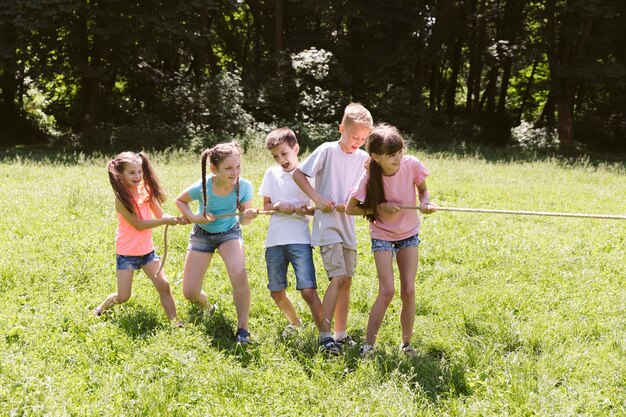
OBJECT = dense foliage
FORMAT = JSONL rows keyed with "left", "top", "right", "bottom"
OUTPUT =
{"left": 1, "top": 0, "right": 625, "bottom": 152}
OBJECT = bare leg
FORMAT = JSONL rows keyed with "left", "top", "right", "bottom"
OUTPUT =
{"left": 219, "top": 239, "right": 250, "bottom": 330}
{"left": 365, "top": 250, "right": 395, "bottom": 344}
{"left": 333, "top": 275, "right": 352, "bottom": 334}
{"left": 397, "top": 247, "right": 418, "bottom": 344}
{"left": 320, "top": 275, "right": 347, "bottom": 333}
{"left": 271, "top": 289, "right": 302, "bottom": 326}
{"left": 301, "top": 288, "right": 323, "bottom": 330}
{"left": 95, "top": 269, "right": 134, "bottom": 313}
{"left": 182, "top": 250, "right": 213, "bottom": 311}
{"left": 143, "top": 260, "right": 177, "bottom": 320}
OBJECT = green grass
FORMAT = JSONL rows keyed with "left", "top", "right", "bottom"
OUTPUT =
{"left": 1, "top": 148, "right": 625, "bottom": 416}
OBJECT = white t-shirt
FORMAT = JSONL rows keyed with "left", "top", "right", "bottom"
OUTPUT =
{"left": 259, "top": 165, "right": 313, "bottom": 248}
{"left": 299, "top": 141, "right": 369, "bottom": 249}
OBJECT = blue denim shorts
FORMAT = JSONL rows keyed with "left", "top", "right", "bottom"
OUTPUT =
{"left": 371, "top": 234, "right": 420, "bottom": 256}
{"left": 116, "top": 250, "right": 160, "bottom": 271}
{"left": 187, "top": 224, "right": 242, "bottom": 253}
{"left": 265, "top": 244, "right": 317, "bottom": 291}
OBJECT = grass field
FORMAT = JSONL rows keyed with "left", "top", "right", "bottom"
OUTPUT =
{"left": 1, "top": 147, "right": 625, "bottom": 416}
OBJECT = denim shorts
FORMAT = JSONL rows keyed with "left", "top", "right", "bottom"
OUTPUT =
{"left": 265, "top": 244, "right": 317, "bottom": 291}
{"left": 187, "top": 224, "right": 242, "bottom": 253}
{"left": 371, "top": 234, "right": 420, "bottom": 256}
{"left": 116, "top": 250, "right": 160, "bottom": 271}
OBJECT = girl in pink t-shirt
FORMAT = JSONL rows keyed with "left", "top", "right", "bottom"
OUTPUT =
{"left": 346, "top": 124, "right": 437, "bottom": 357}
{"left": 93, "top": 152, "right": 183, "bottom": 324}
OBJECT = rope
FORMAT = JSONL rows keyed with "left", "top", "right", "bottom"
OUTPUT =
{"left": 154, "top": 224, "right": 169, "bottom": 279}
{"left": 399, "top": 206, "right": 626, "bottom": 220}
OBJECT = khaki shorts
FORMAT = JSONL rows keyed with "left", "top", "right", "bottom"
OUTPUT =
{"left": 319, "top": 243, "right": 357, "bottom": 279}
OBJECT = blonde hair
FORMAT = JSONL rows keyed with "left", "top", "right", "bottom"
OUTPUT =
{"left": 341, "top": 102, "right": 373, "bottom": 129}
{"left": 107, "top": 151, "right": 165, "bottom": 216}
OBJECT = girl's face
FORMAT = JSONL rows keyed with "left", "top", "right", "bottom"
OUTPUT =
{"left": 211, "top": 153, "right": 241, "bottom": 184}
{"left": 371, "top": 149, "right": 403, "bottom": 176}
{"left": 121, "top": 162, "right": 143, "bottom": 188}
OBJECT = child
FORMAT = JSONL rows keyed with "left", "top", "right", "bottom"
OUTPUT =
{"left": 175, "top": 141, "right": 258, "bottom": 344}
{"left": 293, "top": 103, "right": 373, "bottom": 355}
{"left": 93, "top": 151, "right": 182, "bottom": 324}
{"left": 259, "top": 128, "right": 323, "bottom": 333}
{"left": 346, "top": 124, "right": 436, "bottom": 357}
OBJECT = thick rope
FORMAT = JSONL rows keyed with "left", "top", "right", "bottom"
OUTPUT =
{"left": 154, "top": 224, "right": 169, "bottom": 279}
{"left": 399, "top": 206, "right": 626, "bottom": 220}
{"left": 156, "top": 204, "right": 624, "bottom": 276}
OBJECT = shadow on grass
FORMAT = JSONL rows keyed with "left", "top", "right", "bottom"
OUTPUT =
{"left": 112, "top": 305, "right": 165, "bottom": 339}
{"left": 369, "top": 347, "right": 470, "bottom": 401}
{"left": 186, "top": 305, "right": 261, "bottom": 367}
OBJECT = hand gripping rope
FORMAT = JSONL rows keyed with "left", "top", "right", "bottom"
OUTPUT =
{"left": 154, "top": 205, "right": 626, "bottom": 278}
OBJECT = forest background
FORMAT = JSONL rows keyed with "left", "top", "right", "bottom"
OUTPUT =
{"left": 1, "top": 0, "right": 625, "bottom": 155}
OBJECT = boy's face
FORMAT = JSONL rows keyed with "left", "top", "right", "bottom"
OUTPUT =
{"left": 339, "top": 123, "right": 370, "bottom": 154}
{"left": 269, "top": 142, "right": 299, "bottom": 172}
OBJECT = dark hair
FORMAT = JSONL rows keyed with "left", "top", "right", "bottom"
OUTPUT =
{"left": 265, "top": 127, "right": 298, "bottom": 149}
{"left": 200, "top": 141, "right": 243, "bottom": 218}
{"left": 107, "top": 152, "right": 165, "bottom": 217}
{"left": 362, "top": 124, "right": 405, "bottom": 222}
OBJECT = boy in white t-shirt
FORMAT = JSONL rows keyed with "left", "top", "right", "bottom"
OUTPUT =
{"left": 259, "top": 128, "right": 323, "bottom": 332}
{"left": 293, "top": 103, "right": 373, "bottom": 355}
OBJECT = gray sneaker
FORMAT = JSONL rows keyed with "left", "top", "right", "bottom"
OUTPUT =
{"left": 399, "top": 342, "right": 416, "bottom": 356}
{"left": 360, "top": 343, "right": 375, "bottom": 359}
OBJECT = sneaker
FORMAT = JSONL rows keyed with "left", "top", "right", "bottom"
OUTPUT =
{"left": 320, "top": 336, "right": 342, "bottom": 356}
{"left": 399, "top": 342, "right": 416, "bottom": 357}
{"left": 360, "top": 343, "right": 375, "bottom": 359}
{"left": 202, "top": 303, "right": 217, "bottom": 315}
{"left": 281, "top": 324, "right": 300, "bottom": 339}
{"left": 235, "top": 328, "right": 251, "bottom": 345}
{"left": 336, "top": 334, "right": 356, "bottom": 347}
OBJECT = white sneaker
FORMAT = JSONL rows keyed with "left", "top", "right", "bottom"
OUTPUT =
{"left": 360, "top": 343, "right": 375, "bottom": 359}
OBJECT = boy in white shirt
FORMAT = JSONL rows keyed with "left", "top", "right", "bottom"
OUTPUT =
{"left": 259, "top": 128, "right": 323, "bottom": 332}
{"left": 293, "top": 103, "right": 373, "bottom": 355}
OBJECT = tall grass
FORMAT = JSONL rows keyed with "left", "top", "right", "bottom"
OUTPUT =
{"left": 1, "top": 148, "right": 625, "bottom": 416}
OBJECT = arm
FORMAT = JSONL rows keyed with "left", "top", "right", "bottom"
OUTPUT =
{"left": 238, "top": 200, "right": 258, "bottom": 226}
{"left": 292, "top": 168, "right": 335, "bottom": 212}
{"left": 175, "top": 190, "right": 214, "bottom": 224}
{"left": 417, "top": 181, "right": 437, "bottom": 214}
{"left": 116, "top": 198, "right": 179, "bottom": 230}
{"left": 345, "top": 197, "right": 400, "bottom": 217}
{"left": 263, "top": 196, "right": 296, "bottom": 214}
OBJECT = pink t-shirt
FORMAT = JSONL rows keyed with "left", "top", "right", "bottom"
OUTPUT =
{"left": 352, "top": 155, "right": 429, "bottom": 241}
{"left": 115, "top": 187, "right": 154, "bottom": 256}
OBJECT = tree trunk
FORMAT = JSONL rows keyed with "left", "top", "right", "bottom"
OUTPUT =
{"left": 275, "top": 0, "right": 284, "bottom": 52}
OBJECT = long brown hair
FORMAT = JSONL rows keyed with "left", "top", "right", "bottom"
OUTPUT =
{"left": 108, "top": 151, "right": 166, "bottom": 216}
{"left": 362, "top": 124, "right": 405, "bottom": 222}
{"left": 200, "top": 141, "right": 243, "bottom": 218}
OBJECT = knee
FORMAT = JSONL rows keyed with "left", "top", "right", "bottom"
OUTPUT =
{"left": 300, "top": 288, "right": 316, "bottom": 301}
{"left": 333, "top": 275, "right": 348, "bottom": 289}
{"left": 116, "top": 292, "right": 131, "bottom": 304}
{"left": 183, "top": 288, "right": 199, "bottom": 303}
{"left": 155, "top": 279, "right": 171, "bottom": 295}
{"left": 401, "top": 285, "right": 415, "bottom": 301}
{"left": 270, "top": 290, "right": 286, "bottom": 302}
{"left": 377, "top": 287, "right": 395, "bottom": 305}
